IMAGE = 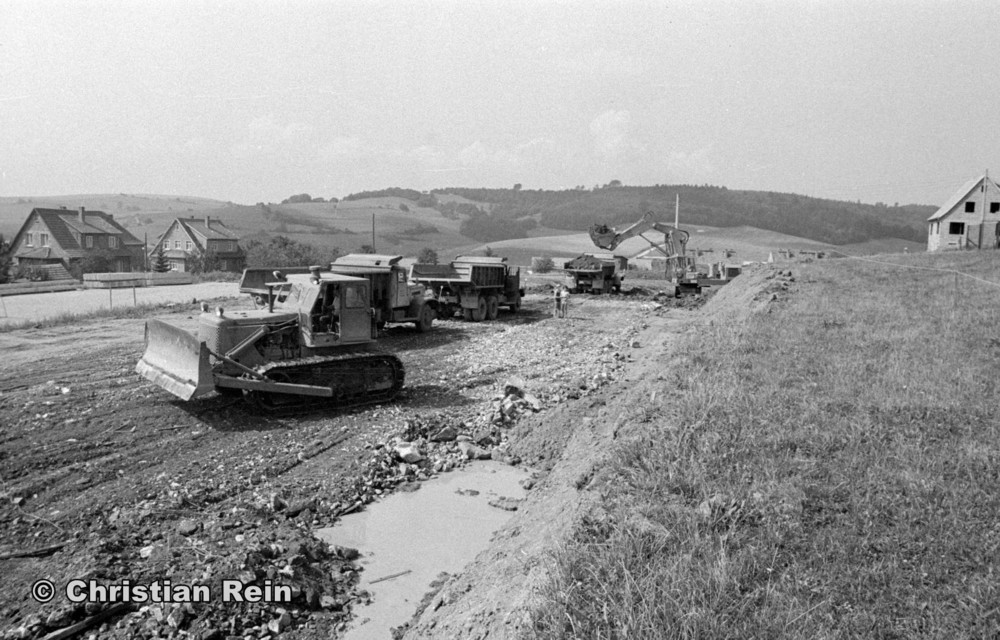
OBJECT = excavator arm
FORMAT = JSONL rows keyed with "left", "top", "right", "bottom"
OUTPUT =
{"left": 588, "top": 212, "right": 696, "bottom": 289}
{"left": 589, "top": 212, "right": 690, "bottom": 256}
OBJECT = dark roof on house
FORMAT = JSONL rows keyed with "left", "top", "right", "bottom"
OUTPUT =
{"left": 13, "top": 208, "right": 143, "bottom": 260}
{"left": 149, "top": 217, "right": 242, "bottom": 257}
{"left": 17, "top": 247, "right": 59, "bottom": 260}
{"left": 179, "top": 217, "right": 239, "bottom": 241}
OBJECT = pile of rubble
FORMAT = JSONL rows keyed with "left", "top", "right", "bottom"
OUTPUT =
{"left": 339, "top": 376, "right": 546, "bottom": 513}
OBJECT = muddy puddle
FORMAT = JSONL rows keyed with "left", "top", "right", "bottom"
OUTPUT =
{"left": 315, "top": 461, "right": 528, "bottom": 639}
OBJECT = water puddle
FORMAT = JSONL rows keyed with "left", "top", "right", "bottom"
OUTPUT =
{"left": 315, "top": 461, "right": 528, "bottom": 639}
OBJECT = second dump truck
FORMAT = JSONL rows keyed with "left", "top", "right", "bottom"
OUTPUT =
{"left": 411, "top": 255, "right": 523, "bottom": 322}
{"left": 562, "top": 253, "right": 629, "bottom": 294}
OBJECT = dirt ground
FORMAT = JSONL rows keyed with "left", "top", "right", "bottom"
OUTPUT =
{"left": 0, "top": 280, "right": 734, "bottom": 639}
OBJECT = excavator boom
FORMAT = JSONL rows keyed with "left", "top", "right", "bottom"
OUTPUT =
{"left": 588, "top": 211, "right": 697, "bottom": 293}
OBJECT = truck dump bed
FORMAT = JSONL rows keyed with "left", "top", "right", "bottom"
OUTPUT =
{"left": 411, "top": 256, "right": 509, "bottom": 288}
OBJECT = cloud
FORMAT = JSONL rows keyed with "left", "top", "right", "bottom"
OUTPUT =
{"left": 665, "top": 146, "right": 716, "bottom": 177}
{"left": 233, "top": 115, "right": 315, "bottom": 160}
{"left": 318, "top": 136, "right": 366, "bottom": 161}
{"left": 590, "top": 110, "right": 633, "bottom": 157}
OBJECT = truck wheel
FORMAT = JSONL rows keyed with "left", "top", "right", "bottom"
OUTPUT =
{"left": 509, "top": 296, "right": 521, "bottom": 313}
{"left": 472, "top": 296, "right": 487, "bottom": 322}
{"left": 416, "top": 304, "right": 434, "bottom": 332}
{"left": 485, "top": 295, "right": 499, "bottom": 321}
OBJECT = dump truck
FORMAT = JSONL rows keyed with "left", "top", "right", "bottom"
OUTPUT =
{"left": 590, "top": 212, "right": 701, "bottom": 296}
{"left": 328, "top": 254, "right": 436, "bottom": 332}
{"left": 137, "top": 266, "right": 404, "bottom": 412}
{"left": 562, "top": 253, "right": 629, "bottom": 294}
{"left": 410, "top": 255, "right": 523, "bottom": 321}
{"left": 239, "top": 266, "right": 312, "bottom": 306}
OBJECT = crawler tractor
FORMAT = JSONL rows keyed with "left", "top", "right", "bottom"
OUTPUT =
{"left": 136, "top": 267, "right": 404, "bottom": 412}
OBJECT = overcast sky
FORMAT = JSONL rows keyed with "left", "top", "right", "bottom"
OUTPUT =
{"left": 2, "top": 0, "right": 998, "bottom": 206}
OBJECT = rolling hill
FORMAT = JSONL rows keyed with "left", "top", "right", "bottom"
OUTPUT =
{"left": 0, "top": 184, "right": 932, "bottom": 268}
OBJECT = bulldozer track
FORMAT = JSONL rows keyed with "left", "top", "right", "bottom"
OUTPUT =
{"left": 248, "top": 350, "right": 405, "bottom": 415}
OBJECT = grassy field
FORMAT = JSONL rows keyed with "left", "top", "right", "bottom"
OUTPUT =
{"left": 531, "top": 250, "right": 1000, "bottom": 638}
{"left": 2, "top": 193, "right": 924, "bottom": 268}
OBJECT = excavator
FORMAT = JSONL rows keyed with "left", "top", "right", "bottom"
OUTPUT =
{"left": 589, "top": 212, "right": 701, "bottom": 296}
{"left": 136, "top": 266, "right": 404, "bottom": 412}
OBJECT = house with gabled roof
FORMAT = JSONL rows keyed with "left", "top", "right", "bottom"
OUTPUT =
{"left": 11, "top": 206, "right": 145, "bottom": 273}
{"left": 150, "top": 215, "right": 245, "bottom": 272}
{"left": 927, "top": 173, "right": 1000, "bottom": 251}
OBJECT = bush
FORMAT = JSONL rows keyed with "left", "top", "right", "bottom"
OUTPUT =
{"left": 243, "top": 235, "right": 337, "bottom": 267}
{"left": 25, "top": 266, "right": 50, "bottom": 281}
{"left": 534, "top": 257, "right": 555, "bottom": 273}
{"left": 417, "top": 247, "right": 439, "bottom": 265}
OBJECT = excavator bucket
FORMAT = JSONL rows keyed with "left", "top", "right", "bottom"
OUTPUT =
{"left": 136, "top": 319, "right": 216, "bottom": 401}
{"left": 588, "top": 223, "right": 618, "bottom": 250}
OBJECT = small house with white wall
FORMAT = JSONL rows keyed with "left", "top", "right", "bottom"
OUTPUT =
{"left": 927, "top": 173, "right": 1000, "bottom": 251}
{"left": 149, "top": 216, "right": 245, "bottom": 272}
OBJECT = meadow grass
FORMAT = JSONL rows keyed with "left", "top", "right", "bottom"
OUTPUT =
{"left": 0, "top": 303, "right": 177, "bottom": 333}
{"left": 531, "top": 251, "right": 1000, "bottom": 639}
{"left": 0, "top": 295, "right": 244, "bottom": 333}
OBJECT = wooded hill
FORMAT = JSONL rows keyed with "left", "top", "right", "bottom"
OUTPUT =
{"left": 388, "top": 184, "right": 933, "bottom": 246}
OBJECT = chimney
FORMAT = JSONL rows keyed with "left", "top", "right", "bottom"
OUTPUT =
{"left": 79, "top": 206, "right": 86, "bottom": 224}
{"left": 205, "top": 215, "right": 211, "bottom": 228}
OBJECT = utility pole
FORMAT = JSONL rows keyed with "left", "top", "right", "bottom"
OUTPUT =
{"left": 980, "top": 169, "right": 989, "bottom": 250}
{"left": 371, "top": 213, "right": 376, "bottom": 253}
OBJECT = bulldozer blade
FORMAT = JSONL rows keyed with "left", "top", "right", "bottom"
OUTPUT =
{"left": 136, "top": 319, "right": 216, "bottom": 401}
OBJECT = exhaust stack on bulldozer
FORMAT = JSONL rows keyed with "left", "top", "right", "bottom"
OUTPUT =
{"left": 136, "top": 269, "right": 404, "bottom": 411}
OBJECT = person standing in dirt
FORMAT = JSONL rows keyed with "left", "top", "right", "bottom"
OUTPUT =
{"left": 553, "top": 285, "right": 562, "bottom": 318}
{"left": 558, "top": 285, "right": 570, "bottom": 318}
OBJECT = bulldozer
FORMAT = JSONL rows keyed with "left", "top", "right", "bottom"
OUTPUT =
{"left": 136, "top": 267, "right": 404, "bottom": 412}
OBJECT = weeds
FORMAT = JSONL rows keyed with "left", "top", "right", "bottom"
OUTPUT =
{"left": 531, "top": 253, "right": 1000, "bottom": 638}
{"left": 0, "top": 301, "right": 199, "bottom": 333}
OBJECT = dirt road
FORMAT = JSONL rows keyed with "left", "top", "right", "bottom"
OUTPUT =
{"left": 0, "top": 282, "right": 239, "bottom": 326}
{"left": 0, "top": 288, "right": 688, "bottom": 639}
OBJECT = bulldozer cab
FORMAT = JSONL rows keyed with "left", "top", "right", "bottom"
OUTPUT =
{"left": 291, "top": 274, "right": 373, "bottom": 348}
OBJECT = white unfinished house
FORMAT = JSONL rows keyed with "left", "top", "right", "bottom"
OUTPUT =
{"left": 927, "top": 173, "right": 1000, "bottom": 251}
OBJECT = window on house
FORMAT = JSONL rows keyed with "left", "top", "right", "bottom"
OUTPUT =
{"left": 40, "top": 233, "right": 49, "bottom": 247}
{"left": 220, "top": 259, "right": 228, "bottom": 271}
{"left": 25, "top": 233, "right": 33, "bottom": 246}
{"left": 108, "top": 236, "right": 118, "bottom": 249}
{"left": 949, "top": 222, "right": 966, "bottom": 235}
{"left": 186, "top": 241, "right": 192, "bottom": 251}
{"left": 966, "top": 202, "right": 976, "bottom": 212}
{"left": 85, "top": 236, "right": 93, "bottom": 248}
{"left": 991, "top": 202, "right": 999, "bottom": 213}
{"left": 175, "top": 240, "right": 181, "bottom": 249}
